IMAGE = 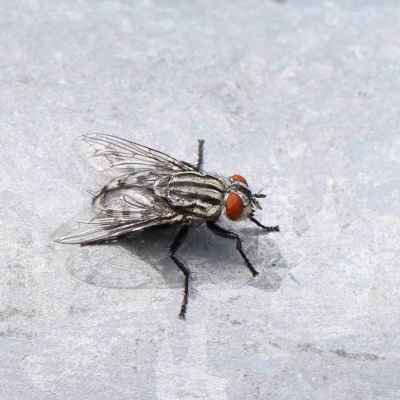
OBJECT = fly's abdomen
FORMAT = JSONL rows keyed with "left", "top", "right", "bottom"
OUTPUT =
{"left": 155, "top": 172, "right": 225, "bottom": 222}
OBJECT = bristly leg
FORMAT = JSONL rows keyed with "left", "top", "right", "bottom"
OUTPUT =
{"left": 169, "top": 225, "right": 191, "bottom": 319}
{"left": 250, "top": 216, "right": 280, "bottom": 232}
{"left": 196, "top": 139, "right": 205, "bottom": 170}
{"left": 206, "top": 221, "right": 259, "bottom": 277}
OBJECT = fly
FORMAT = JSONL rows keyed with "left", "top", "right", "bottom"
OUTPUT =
{"left": 52, "top": 134, "right": 280, "bottom": 319}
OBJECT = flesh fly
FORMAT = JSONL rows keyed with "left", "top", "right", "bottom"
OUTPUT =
{"left": 52, "top": 134, "right": 280, "bottom": 319}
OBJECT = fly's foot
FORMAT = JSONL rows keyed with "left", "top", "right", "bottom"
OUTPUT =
{"left": 261, "top": 225, "right": 280, "bottom": 232}
{"left": 179, "top": 311, "right": 186, "bottom": 320}
{"left": 250, "top": 216, "right": 280, "bottom": 232}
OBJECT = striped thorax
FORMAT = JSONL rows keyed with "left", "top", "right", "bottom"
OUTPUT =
{"left": 154, "top": 171, "right": 226, "bottom": 225}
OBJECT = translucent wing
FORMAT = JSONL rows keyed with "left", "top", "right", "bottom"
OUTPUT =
{"left": 51, "top": 187, "right": 183, "bottom": 244}
{"left": 75, "top": 133, "right": 196, "bottom": 178}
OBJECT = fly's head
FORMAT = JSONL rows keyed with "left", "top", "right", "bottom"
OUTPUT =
{"left": 224, "top": 174, "right": 266, "bottom": 222}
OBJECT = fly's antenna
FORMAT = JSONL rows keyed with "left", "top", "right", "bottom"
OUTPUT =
{"left": 253, "top": 186, "right": 267, "bottom": 199}
{"left": 251, "top": 188, "right": 267, "bottom": 209}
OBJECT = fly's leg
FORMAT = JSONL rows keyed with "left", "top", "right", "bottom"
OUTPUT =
{"left": 249, "top": 216, "right": 280, "bottom": 232}
{"left": 181, "top": 139, "right": 204, "bottom": 171}
{"left": 196, "top": 139, "right": 205, "bottom": 170}
{"left": 206, "top": 221, "right": 258, "bottom": 277}
{"left": 169, "top": 225, "right": 191, "bottom": 319}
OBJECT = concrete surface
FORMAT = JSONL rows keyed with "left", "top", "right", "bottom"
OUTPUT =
{"left": 1, "top": 1, "right": 400, "bottom": 399}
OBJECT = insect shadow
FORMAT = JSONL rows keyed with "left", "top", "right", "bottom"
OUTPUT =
{"left": 65, "top": 223, "right": 287, "bottom": 294}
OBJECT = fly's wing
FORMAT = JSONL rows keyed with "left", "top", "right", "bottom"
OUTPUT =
{"left": 51, "top": 187, "right": 183, "bottom": 244}
{"left": 75, "top": 134, "right": 196, "bottom": 178}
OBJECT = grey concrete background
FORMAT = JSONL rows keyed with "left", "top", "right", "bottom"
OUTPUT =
{"left": 1, "top": 1, "right": 400, "bottom": 399}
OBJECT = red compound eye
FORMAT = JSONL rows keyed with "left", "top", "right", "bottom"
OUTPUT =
{"left": 225, "top": 193, "right": 244, "bottom": 221}
{"left": 232, "top": 174, "right": 248, "bottom": 185}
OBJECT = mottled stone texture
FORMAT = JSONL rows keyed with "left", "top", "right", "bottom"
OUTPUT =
{"left": 1, "top": 1, "right": 399, "bottom": 399}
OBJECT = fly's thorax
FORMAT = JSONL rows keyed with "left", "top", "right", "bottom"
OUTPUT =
{"left": 155, "top": 172, "right": 225, "bottom": 220}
